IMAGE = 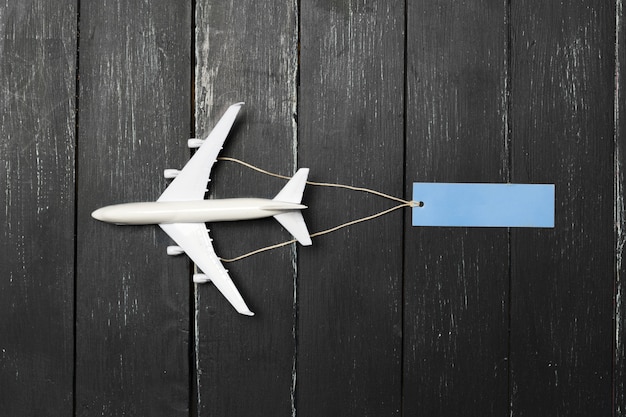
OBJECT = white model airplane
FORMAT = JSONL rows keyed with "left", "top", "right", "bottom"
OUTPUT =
{"left": 92, "top": 103, "right": 312, "bottom": 316}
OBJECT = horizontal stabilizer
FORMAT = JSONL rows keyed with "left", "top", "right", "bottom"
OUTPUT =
{"left": 274, "top": 211, "right": 312, "bottom": 246}
{"left": 273, "top": 168, "right": 309, "bottom": 204}
{"left": 273, "top": 168, "right": 312, "bottom": 246}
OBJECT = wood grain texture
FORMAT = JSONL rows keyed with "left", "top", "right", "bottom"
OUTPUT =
{"left": 0, "top": 2, "right": 623, "bottom": 416}
{"left": 403, "top": 1, "right": 510, "bottom": 415}
{"left": 0, "top": 2, "right": 76, "bottom": 415}
{"left": 616, "top": 1, "right": 625, "bottom": 415}
{"left": 297, "top": 1, "right": 404, "bottom": 415}
{"left": 509, "top": 1, "right": 615, "bottom": 414}
{"left": 194, "top": 1, "right": 299, "bottom": 416}
{"left": 75, "top": 2, "right": 191, "bottom": 416}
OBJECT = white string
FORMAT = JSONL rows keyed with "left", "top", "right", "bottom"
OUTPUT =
{"left": 218, "top": 157, "right": 415, "bottom": 204}
{"left": 217, "top": 157, "right": 419, "bottom": 263}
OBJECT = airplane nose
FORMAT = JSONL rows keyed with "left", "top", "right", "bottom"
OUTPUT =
{"left": 91, "top": 207, "right": 106, "bottom": 221}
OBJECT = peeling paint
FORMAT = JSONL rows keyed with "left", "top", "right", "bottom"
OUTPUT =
{"left": 615, "top": 1, "right": 624, "bottom": 415}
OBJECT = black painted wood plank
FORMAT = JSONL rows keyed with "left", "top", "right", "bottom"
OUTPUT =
{"left": 75, "top": 2, "right": 191, "bottom": 416}
{"left": 509, "top": 1, "right": 615, "bottom": 414}
{"left": 616, "top": 1, "right": 625, "bottom": 415}
{"left": 403, "top": 1, "right": 510, "bottom": 415}
{"left": 298, "top": 2, "right": 404, "bottom": 416}
{"left": 0, "top": 2, "right": 77, "bottom": 415}
{"left": 194, "top": 1, "right": 298, "bottom": 416}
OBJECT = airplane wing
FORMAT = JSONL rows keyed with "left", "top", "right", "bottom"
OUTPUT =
{"left": 158, "top": 102, "right": 244, "bottom": 202}
{"left": 159, "top": 222, "right": 254, "bottom": 316}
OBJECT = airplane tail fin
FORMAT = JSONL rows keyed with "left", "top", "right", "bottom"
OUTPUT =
{"left": 272, "top": 168, "right": 312, "bottom": 246}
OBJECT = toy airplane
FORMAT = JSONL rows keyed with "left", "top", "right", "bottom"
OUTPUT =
{"left": 92, "top": 103, "right": 312, "bottom": 316}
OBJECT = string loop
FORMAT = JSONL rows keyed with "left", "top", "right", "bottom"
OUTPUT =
{"left": 216, "top": 157, "right": 417, "bottom": 262}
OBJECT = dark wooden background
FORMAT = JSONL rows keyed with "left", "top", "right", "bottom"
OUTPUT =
{"left": 1, "top": 1, "right": 623, "bottom": 416}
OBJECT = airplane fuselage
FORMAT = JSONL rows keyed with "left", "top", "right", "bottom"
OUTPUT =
{"left": 91, "top": 198, "right": 307, "bottom": 225}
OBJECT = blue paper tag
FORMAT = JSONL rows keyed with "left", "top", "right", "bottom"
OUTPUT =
{"left": 412, "top": 183, "right": 555, "bottom": 228}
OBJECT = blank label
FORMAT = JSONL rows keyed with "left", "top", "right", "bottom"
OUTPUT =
{"left": 412, "top": 183, "right": 555, "bottom": 228}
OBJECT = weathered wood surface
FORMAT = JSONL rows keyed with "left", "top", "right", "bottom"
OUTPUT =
{"left": 193, "top": 1, "right": 299, "bottom": 416}
{"left": 509, "top": 1, "right": 616, "bottom": 415}
{"left": 0, "top": 0, "right": 623, "bottom": 416}
{"left": 616, "top": 2, "right": 625, "bottom": 415}
{"left": 298, "top": 2, "right": 405, "bottom": 416}
{"left": 75, "top": 2, "right": 191, "bottom": 416}
{"left": 0, "top": 2, "right": 76, "bottom": 415}
{"left": 404, "top": 1, "right": 510, "bottom": 415}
